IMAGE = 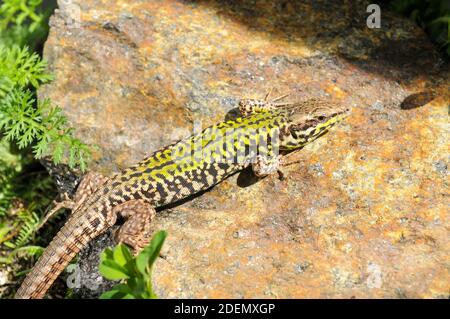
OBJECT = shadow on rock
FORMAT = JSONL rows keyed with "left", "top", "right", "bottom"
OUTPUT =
{"left": 194, "top": 0, "right": 447, "bottom": 83}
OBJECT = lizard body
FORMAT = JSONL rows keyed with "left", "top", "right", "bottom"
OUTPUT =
{"left": 15, "top": 96, "right": 348, "bottom": 298}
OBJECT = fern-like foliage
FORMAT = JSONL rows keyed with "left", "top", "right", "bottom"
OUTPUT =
{"left": 0, "top": 89, "right": 91, "bottom": 170}
{"left": 0, "top": 44, "right": 91, "bottom": 170}
{"left": 0, "top": 0, "right": 45, "bottom": 30}
{"left": 0, "top": 44, "right": 52, "bottom": 96}
{"left": 13, "top": 209, "right": 40, "bottom": 247}
{"left": 0, "top": 150, "right": 55, "bottom": 265}
{"left": 0, "top": 1, "right": 76, "bottom": 298}
{"left": 0, "top": 245, "right": 44, "bottom": 264}
{"left": 0, "top": 0, "right": 54, "bottom": 49}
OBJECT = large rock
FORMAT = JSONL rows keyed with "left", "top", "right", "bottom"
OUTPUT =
{"left": 40, "top": 0, "right": 449, "bottom": 298}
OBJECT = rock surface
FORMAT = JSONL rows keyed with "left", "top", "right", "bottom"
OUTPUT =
{"left": 40, "top": 0, "right": 449, "bottom": 298}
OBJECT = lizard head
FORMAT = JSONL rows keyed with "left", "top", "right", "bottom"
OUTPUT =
{"left": 279, "top": 98, "right": 350, "bottom": 150}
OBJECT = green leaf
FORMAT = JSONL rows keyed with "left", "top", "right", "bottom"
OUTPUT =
{"left": 113, "top": 243, "right": 133, "bottom": 268}
{"left": 11, "top": 245, "right": 44, "bottom": 257}
{"left": 4, "top": 241, "right": 15, "bottom": 249}
{"left": 99, "top": 289, "right": 122, "bottom": 299}
{"left": 99, "top": 231, "right": 168, "bottom": 299}
{"left": 429, "top": 16, "right": 450, "bottom": 25}
{"left": 98, "top": 260, "right": 130, "bottom": 280}
{"left": 114, "top": 283, "right": 135, "bottom": 294}
{"left": 0, "top": 223, "right": 13, "bottom": 242}
{"left": 136, "top": 230, "right": 167, "bottom": 275}
{"left": 1, "top": 245, "right": 44, "bottom": 264}
{"left": 100, "top": 247, "right": 114, "bottom": 262}
{"left": 99, "top": 283, "right": 135, "bottom": 299}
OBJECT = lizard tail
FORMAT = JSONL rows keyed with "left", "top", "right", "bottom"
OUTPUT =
{"left": 14, "top": 212, "right": 109, "bottom": 299}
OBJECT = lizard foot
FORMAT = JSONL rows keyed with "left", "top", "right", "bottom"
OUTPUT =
{"left": 113, "top": 199, "right": 156, "bottom": 255}
{"left": 38, "top": 171, "right": 109, "bottom": 229}
{"left": 251, "top": 154, "right": 282, "bottom": 178}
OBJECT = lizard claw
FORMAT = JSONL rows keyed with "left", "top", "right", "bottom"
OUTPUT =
{"left": 37, "top": 193, "right": 74, "bottom": 230}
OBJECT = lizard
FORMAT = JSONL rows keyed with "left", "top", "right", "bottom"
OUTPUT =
{"left": 15, "top": 91, "right": 349, "bottom": 298}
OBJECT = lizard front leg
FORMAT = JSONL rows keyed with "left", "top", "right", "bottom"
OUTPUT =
{"left": 39, "top": 172, "right": 109, "bottom": 229}
{"left": 251, "top": 154, "right": 284, "bottom": 179}
{"left": 112, "top": 199, "right": 156, "bottom": 254}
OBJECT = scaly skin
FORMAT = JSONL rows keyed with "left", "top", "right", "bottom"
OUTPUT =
{"left": 15, "top": 96, "right": 349, "bottom": 298}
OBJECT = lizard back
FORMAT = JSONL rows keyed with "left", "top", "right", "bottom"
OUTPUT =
{"left": 101, "top": 109, "right": 288, "bottom": 208}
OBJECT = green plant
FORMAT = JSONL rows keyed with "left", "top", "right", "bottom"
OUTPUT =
{"left": 0, "top": 146, "right": 55, "bottom": 255}
{"left": 0, "top": 0, "right": 82, "bottom": 299}
{"left": 0, "top": 45, "right": 91, "bottom": 170}
{"left": 0, "top": 244, "right": 44, "bottom": 264}
{"left": 0, "top": 0, "right": 54, "bottom": 49}
{"left": 99, "top": 231, "right": 168, "bottom": 299}
{"left": 1, "top": 90, "right": 91, "bottom": 170}
{"left": 0, "top": 45, "right": 52, "bottom": 96}
{"left": 12, "top": 209, "right": 40, "bottom": 247}
{"left": 390, "top": 0, "right": 450, "bottom": 56}
{"left": 0, "top": 140, "right": 55, "bottom": 278}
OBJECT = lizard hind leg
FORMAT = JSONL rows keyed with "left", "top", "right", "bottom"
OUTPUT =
{"left": 113, "top": 199, "right": 157, "bottom": 255}
{"left": 264, "top": 87, "right": 274, "bottom": 101}
{"left": 38, "top": 172, "right": 109, "bottom": 230}
{"left": 239, "top": 89, "right": 292, "bottom": 117}
{"left": 265, "top": 87, "right": 291, "bottom": 104}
